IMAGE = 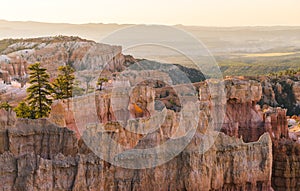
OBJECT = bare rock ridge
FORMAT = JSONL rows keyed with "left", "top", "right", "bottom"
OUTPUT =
{"left": 0, "top": 36, "right": 205, "bottom": 84}
{"left": 0, "top": 36, "right": 124, "bottom": 81}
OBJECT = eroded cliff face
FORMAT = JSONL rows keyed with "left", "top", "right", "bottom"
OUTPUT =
{"left": 221, "top": 79, "right": 265, "bottom": 142}
{"left": 1, "top": 37, "right": 298, "bottom": 191}
{"left": 0, "top": 118, "right": 273, "bottom": 191}
{"left": 0, "top": 37, "right": 125, "bottom": 78}
{"left": 0, "top": 78, "right": 279, "bottom": 191}
{"left": 272, "top": 139, "right": 300, "bottom": 191}
{"left": 258, "top": 75, "right": 300, "bottom": 116}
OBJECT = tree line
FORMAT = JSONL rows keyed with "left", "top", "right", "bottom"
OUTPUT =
{"left": 1, "top": 62, "right": 109, "bottom": 119}
{"left": 14, "top": 63, "right": 75, "bottom": 119}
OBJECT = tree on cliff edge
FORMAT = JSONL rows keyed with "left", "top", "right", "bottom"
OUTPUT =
{"left": 26, "top": 62, "right": 52, "bottom": 119}
{"left": 97, "top": 77, "right": 108, "bottom": 90}
{"left": 51, "top": 65, "right": 75, "bottom": 99}
{"left": 14, "top": 101, "right": 32, "bottom": 118}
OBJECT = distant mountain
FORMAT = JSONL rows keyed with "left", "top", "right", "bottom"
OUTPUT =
{"left": 1, "top": 20, "right": 300, "bottom": 54}
{"left": 1, "top": 20, "right": 300, "bottom": 76}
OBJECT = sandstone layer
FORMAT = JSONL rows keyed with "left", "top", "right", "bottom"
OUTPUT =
{"left": 0, "top": 118, "right": 273, "bottom": 191}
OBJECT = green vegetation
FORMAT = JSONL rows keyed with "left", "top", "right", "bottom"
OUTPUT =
{"left": 0, "top": 101, "right": 12, "bottom": 111}
{"left": 13, "top": 63, "right": 86, "bottom": 118}
{"left": 26, "top": 62, "right": 53, "bottom": 119}
{"left": 151, "top": 52, "right": 300, "bottom": 77}
{"left": 51, "top": 65, "right": 75, "bottom": 99}
{"left": 0, "top": 38, "right": 19, "bottom": 53}
{"left": 14, "top": 102, "right": 32, "bottom": 118}
{"left": 268, "top": 68, "right": 300, "bottom": 77}
{"left": 217, "top": 54, "right": 300, "bottom": 76}
{"left": 97, "top": 77, "right": 108, "bottom": 90}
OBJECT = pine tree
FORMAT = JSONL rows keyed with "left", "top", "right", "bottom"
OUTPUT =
{"left": 52, "top": 65, "right": 75, "bottom": 99}
{"left": 97, "top": 77, "right": 108, "bottom": 90}
{"left": 0, "top": 101, "right": 12, "bottom": 111}
{"left": 26, "top": 62, "right": 52, "bottom": 119}
{"left": 14, "top": 101, "right": 32, "bottom": 118}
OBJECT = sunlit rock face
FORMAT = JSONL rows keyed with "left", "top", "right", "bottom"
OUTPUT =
{"left": 0, "top": 37, "right": 125, "bottom": 79}
{"left": 47, "top": 76, "right": 300, "bottom": 191}
{"left": 0, "top": 118, "right": 273, "bottom": 191}
{"left": 0, "top": 36, "right": 299, "bottom": 191}
{"left": 0, "top": 77, "right": 279, "bottom": 191}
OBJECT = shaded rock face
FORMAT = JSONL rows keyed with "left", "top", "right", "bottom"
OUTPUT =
{"left": 0, "top": 119, "right": 79, "bottom": 191}
{"left": 222, "top": 79, "right": 265, "bottom": 142}
{"left": 272, "top": 139, "right": 300, "bottom": 191}
{"left": 0, "top": 118, "right": 273, "bottom": 191}
{"left": 258, "top": 76, "right": 300, "bottom": 116}
{"left": 265, "top": 108, "right": 289, "bottom": 141}
{"left": 0, "top": 109, "right": 16, "bottom": 129}
{"left": 261, "top": 107, "right": 300, "bottom": 191}
{"left": 293, "top": 81, "right": 300, "bottom": 103}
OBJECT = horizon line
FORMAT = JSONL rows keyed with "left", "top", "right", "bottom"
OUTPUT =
{"left": 1, "top": 19, "right": 300, "bottom": 28}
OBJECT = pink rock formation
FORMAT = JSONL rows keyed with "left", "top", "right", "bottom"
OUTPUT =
{"left": 0, "top": 118, "right": 273, "bottom": 191}
{"left": 0, "top": 109, "right": 16, "bottom": 129}
{"left": 266, "top": 108, "right": 289, "bottom": 141}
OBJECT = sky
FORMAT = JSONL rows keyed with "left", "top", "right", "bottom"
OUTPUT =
{"left": 0, "top": 0, "right": 300, "bottom": 26}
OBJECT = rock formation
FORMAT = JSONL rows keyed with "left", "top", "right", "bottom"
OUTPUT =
{"left": 1, "top": 76, "right": 280, "bottom": 190}
{"left": 0, "top": 118, "right": 273, "bottom": 191}
{"left": 272, "top": 139, "right": 300, "bottom": 190}
{"left": 258, "top": 75, "right": 300, "bottom": 116}
{"left": 0, "top": 37, "right": 299, "bottom": 191}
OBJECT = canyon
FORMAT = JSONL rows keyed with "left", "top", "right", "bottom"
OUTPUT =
{"left": 0, "top": 37, "right": 299, "bottom": 190}
{"left": 0, "top": 77, "right": 299, "bottom": 190}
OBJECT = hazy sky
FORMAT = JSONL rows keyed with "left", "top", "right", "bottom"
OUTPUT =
{"left": 1, "top": 0, "right": 300, "bottom": 26}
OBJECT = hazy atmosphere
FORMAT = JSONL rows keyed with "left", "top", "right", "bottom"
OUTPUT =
{"left": 1, "top": 0, "right": 300, "bottom": 26}
{"left": 0, "top": 1, "right": 300, "bottom": 191}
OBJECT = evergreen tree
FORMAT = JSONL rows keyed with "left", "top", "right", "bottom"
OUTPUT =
{"left": 52, "top": 65, "right": 75, "bottom": 99}
{"left": 97, "top": 77, "right": 108, "bottom": 90}
{"left": 0, "top": 101, "right": 12, "bottom": 111}
{"left": 26, "top": 62, "right": 52, "bottom": 119}
{"left": 14, "top": 101, "right": 31, "bottom": 118}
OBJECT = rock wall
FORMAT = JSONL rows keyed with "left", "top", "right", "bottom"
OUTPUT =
{"left": 222, "top": 79, "right": 265, "bottom": 142}
{"left": 0, "top": 109, "right": 16, "bottom": 129}
{"left": 258, "top": 76, "right": 300, "bottom": 116}
{"left": 272, "top": 139, "right": 300, "bottom": 191}
{"left": 0, "top": 118, "right": 273, "bottom": 191}
{"left": 46, "top": 76, "right": 300, "bottom": 191}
